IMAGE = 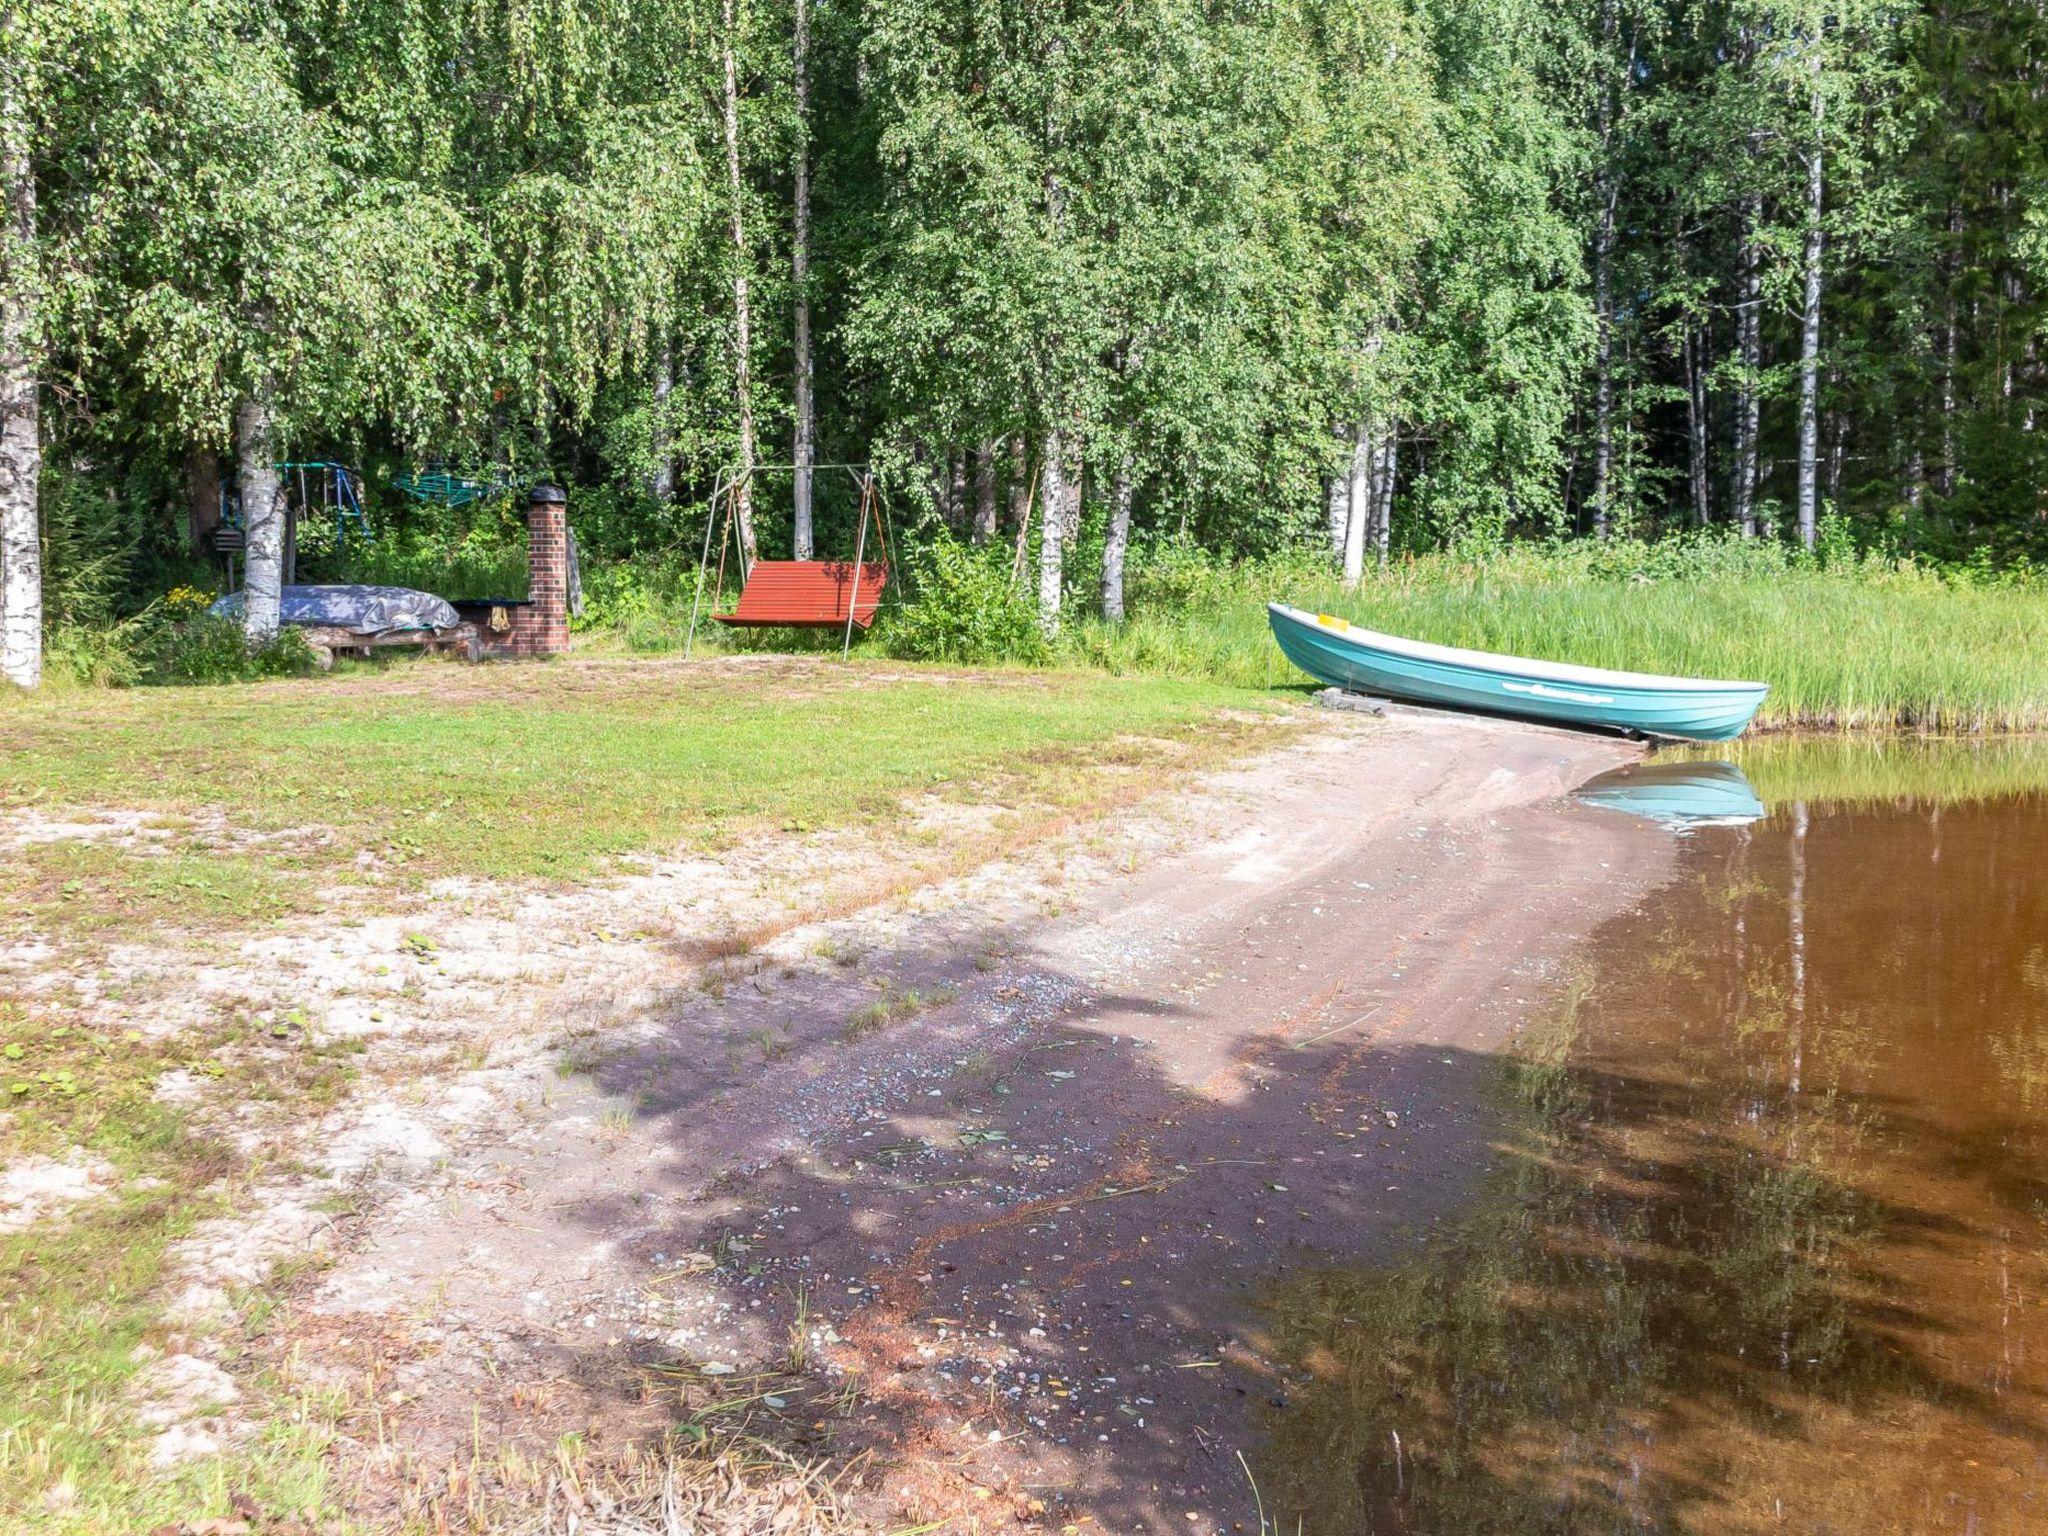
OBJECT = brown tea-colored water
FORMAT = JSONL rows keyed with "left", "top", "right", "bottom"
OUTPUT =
{"left": 1251, "top": 737, "right": 2048, "bottom": 1534}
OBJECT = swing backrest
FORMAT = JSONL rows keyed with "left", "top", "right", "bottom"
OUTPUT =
{"left": 712, "top": 560, "right": 889, "bottom": 628}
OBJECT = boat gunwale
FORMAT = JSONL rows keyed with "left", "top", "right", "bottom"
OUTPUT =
{"left": 1267, "top": 603, "right": 1769, "bottom": 698}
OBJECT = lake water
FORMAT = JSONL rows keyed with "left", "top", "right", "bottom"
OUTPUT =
{"left": 1251, "top": 734, "right": 2048, "bottom": 1534}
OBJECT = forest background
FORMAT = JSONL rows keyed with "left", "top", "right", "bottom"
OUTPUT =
{"left": 2, "top": 0, "right": 2045, "bottom": 696}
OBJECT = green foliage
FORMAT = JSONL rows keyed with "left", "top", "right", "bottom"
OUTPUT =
{"left": 575, "top": 556, "right": 706, "bottom": 650}
{"left": 881, "top": 536, "right": 1047, "bottom": 664}
{"left": 14, "top": 0, "right": 2048, "bottom": 688}
{"left": 138, "top": 614, "right": 319, "bottom": 686}
{"left": 42, "top": 620, "right": 146, "bottom": 689}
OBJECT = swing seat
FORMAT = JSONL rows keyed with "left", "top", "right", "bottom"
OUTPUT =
{"left": 712, "top": 561, "right": 889, "bottom": 628}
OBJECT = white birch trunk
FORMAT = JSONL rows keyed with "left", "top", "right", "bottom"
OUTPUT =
{"left": 1342, "top": 421, "right": 1372, "bottom": 586}
{"left": 1796, "top": 80, "right": 1824, "bottom": 551}
{"left": 1590, "top": 0, "right": 1617, "bottom": 539}
{"left": 1037, "top": 431, "right": 1064, "bottom": 636}
{"left": 1938, "top": 207, "right": 1960, "bottom": 497}
{"left": 0, "top": 6, "right": 39, "bottom": 689}
{"left": 720, "top": 0, "right": 759, "bottom": 569}
{"left": 1325, "top": 472, "right": 1346, "bottom": 561}
{"left": 237, "top": 395, "right": 284, "bottom": 642}
{"left": 649, "top": 342, "right": 676, "bottom": 502}
{"left": 1101, "top": 455, "right": 1132, "bottom": 623}
{"left": 1733, "top": 196, "right": 1763, "bottom": 538}
{"left": 790, "top": 0, "right": 814, "bottom": 559}
{"left": 1375, "top": 434, "right": 1395, "bottom": 571}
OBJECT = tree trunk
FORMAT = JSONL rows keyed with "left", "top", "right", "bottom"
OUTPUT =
{"left": 972, "top": 440, "right": 998, "bottom": 544}
{"left": 1938, "top": 206, "right": 1960, "bottom": 497}
{"left": 1006, "top": 435, "right": 1028, "bottom": 536}
{"left": 1795, "top": 80, "right": 1824, "bottom": 551}
{"left": 1826, "top": 408, "right": 1845, "bottom": 506}
{"left": 1589, "top": 0, "right": 1617, "bottom": 539}
{"left": 0, "top": 6, "right": 39, "bottom": 689}
{"left": 186, "top": 445, "right": 222, "bottom": 551}
{"left": 236, "top": 395, "right": 284, "bottom": 641}
{"left": 1037, "top": 430, "right": 1065, "bottom": 636}
{"left": 1375, "top": 434, "right": 1395, "bottom": 570}
{"left": 1061, "top": 441, "right": 1082, "bottom": 539}
{"left": 1342, "top": 421, "right": 1372, "bottom": 586}
{"left": 648, "top": 342, "right": 676, "bottom": 502}
{"left": 1101, "top": 455, "right": 1133, "bottom": 622}
{"left": 1325, "top": 472, "right": 1347, "bottom": 561}
{"left": 1732, "top": 196, "right": 1763, "bottom": 538}
{"left": 790, "top": 0, "right": 814, "bottom": 559}
{"left": 1683, "top": 324, "right": 1711, "bottom": 525}
{"left": 720, "top": 0, "right": 758, "bottom": 569}
{"left": 950, "top": 449, "right": 969, "bottom": 531}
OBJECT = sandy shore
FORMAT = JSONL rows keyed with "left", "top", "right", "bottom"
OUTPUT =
{"left": 277, "top": 705, "right": 1671, "bottom": 1531}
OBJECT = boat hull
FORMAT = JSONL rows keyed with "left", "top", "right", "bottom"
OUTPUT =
{"left": 1267, "top": 604, "right": 1768, "bottom": 742}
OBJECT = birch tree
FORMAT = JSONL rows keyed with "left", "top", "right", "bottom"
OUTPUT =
{"left": 720, "top": 0, "right": 760, "bottom": 568}
{"left": 0, "top": 0, "right": 38, "bottom": 686}
{"left": 790, "top": 0, "right": 815, "bottom": 558}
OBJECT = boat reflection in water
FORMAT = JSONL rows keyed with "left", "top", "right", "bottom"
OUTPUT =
{"left": 1572, "top": 758, "right": 1766, "bottom": 829}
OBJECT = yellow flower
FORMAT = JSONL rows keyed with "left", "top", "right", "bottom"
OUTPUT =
{"left": 164, "top": 585, "right": 214, "bottom": 617}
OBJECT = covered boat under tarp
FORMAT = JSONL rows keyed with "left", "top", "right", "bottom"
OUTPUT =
{"left": 1266, "top": 603, "right": 1769, "bottom": 742}
{"left": 209, "top": 584, "right": 462, "bottom": 635}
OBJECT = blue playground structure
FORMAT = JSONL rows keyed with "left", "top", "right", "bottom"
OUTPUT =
{"left": 215, "top": 462, "right": 374, "bottom": 588}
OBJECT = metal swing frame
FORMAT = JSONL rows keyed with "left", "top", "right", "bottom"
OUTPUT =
{"left": 684, "top": 464, "right": 891, "bottom": 659}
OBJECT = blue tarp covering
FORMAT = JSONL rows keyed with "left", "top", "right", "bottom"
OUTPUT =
{"left": 208, "top": 584, "right": 461, "bottom": 635}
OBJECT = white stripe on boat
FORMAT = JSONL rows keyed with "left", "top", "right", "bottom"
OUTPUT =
{"left": 1502, "top": 680, "right": 1616, "bottom": 705}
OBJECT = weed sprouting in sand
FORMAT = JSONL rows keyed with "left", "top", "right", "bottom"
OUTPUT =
{"left": 841, "top": 981, "right": 959, "bottom": 1043}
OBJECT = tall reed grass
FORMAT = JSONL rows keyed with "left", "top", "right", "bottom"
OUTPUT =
{"left": 1064, "top": 543, "right": 2048, "bottom": 733}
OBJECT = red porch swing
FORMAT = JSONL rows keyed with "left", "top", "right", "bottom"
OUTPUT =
{"left": 686, "top": 466, "right": 890, "bottom": 656}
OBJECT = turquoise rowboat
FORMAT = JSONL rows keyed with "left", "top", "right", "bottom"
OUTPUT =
{"left": 1267, "top": 603, "right": 1769, "bottom": 742}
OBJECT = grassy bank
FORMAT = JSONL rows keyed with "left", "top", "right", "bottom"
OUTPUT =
{"left": 1065, "top": 544, "right": 2048, "bottom": 733}
{"left": 0, "top": 659, "right": 1269, "bottom": 911}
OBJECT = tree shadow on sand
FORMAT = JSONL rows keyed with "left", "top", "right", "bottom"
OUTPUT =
{"left": 543, "top": 929, "right": 2048, "bottom": 1535}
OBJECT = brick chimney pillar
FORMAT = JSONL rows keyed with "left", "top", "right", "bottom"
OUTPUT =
{"left": 523, "top": 483, "right": 570, "bottom": 656}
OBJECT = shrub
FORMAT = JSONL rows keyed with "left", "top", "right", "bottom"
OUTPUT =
{"left": 43, "top": 622, "right": 145, "bottom": 688}
{"left": 881, "top": 534, "right": 1047, "bottom": 664}
{"left": 139, "top": 615, "right": 320, "bottom": 685}
{"left": 575, "top": 557, "right": 704, "bottom": 649}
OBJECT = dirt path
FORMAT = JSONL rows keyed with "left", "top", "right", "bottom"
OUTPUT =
{"left": 296, "top": 706, "right": 1672, "bottom": 1531}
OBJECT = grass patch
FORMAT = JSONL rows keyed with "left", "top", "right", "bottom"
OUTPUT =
{"left": 1066, "top": 545, "right": 2048, "bottom": 733}
{"left": 842, "top": 982, "right": 958, "bottom": 1043}
{"left": 2, "top": 844, "right": 314, "bottom": 940}
{"left": 0, "top": 659, "right": 1271, "bottom": 899}
{"left": 0, "top": 996, "right": 356, "bottom": 1530}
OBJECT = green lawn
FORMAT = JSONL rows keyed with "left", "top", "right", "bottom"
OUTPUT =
{"left": 0, "top": 657, "right": 1269, "bottom": 893}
